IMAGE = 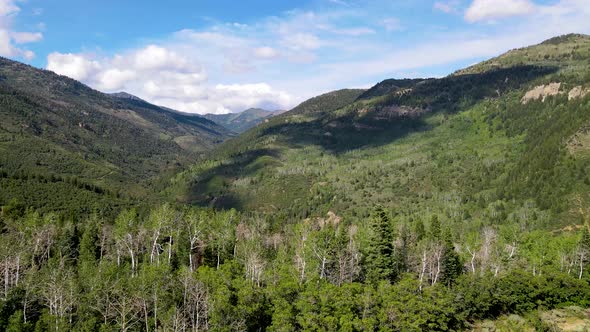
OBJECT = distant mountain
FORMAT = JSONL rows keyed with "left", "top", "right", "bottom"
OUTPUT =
{"left": 204, "top": 108, "right": 284, "bottom": 133}
{"left": 168, "top": 34, "right": 590, "bottom": 227}
{"left": 0, "top": 57, "right": 230, "bottom": 213}
{"left": 109, "top": 91, "right": 145, "bottom": 101}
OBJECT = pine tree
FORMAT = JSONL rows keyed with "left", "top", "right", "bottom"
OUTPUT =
{"left": 415, "top": 219, "right": 426, "bottom": 242}
{"left": 440, "top": 228, "right": 463, "bottom": 287}
{"left": 430, "top": 215, "right": 441, "bottom": 240}
{"left": 365, "top": 206, "right": 396, "bottom": 283}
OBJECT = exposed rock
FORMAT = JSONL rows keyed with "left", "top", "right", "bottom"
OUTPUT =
{"left": 568, "top": 86, "right": 590, "bottom": 100}
{"left": 521, "top": 82, "right": 561, "bottom": 104}
{"left": 373, "top": 105, "right": 427, "bottom": 120}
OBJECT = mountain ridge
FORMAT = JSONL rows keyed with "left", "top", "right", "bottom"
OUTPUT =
{"left": 0, "top": 56, "right": 231, "bottom": 213}
{"left": 203, "top": 108, "right": 284, "bottom": 133}
{"left": 167, "top": 34, "right": 590, "bottom": 228}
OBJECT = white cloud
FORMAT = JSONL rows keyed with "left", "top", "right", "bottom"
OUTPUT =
{"left": 327, "top": 0, "right": 350, "bottom": 6}
{"left": 46, "top": 45, "right": 293, "bottom": 115}
{"left": 465, "top": 0, "right": 536, "bottom": 22}
{"left": 254, "top": 46, "right": 280, "bottom": 59}
{"left": 11, "top": 31, "right": 43, "bottom": 44}
{"left": 43, "top": 0, "right": 590, "bottom": 115}
{"left": 434, "top": 1, "right": 461, "bottom": 14}
{"left": 380, "top": 18, "right": 402, "bottom": 31}
{"left": 0, "top": 0, "right": 43, "bottom": 59}
{"left": 0, "top": 0, "right": 19, "bottom": 16}
{"left": 131, "top": 45, "right": 193, "bottom": 71}
{"left": 97, "top": 69, "right": 136, "bottom": 91}
{"left": 283, "top": 33, "right": 321, "bottom": 51}
{"left": 331, "top": 27, "right": 375, "bottom": 36}
{"left": 213, "top": 83, "right": 293, "bottom": 110}
{"left": 46, "top": 53, "right": 101, "bottom": 81}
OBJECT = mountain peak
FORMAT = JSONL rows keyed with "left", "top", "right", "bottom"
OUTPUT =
{"left": 454, "top": 33, "right": 590, "bottom": 76}
{"left": 110, "top": 91, "right": 145, "bottom": 101}
{"left": 540, "top": 33, "right": 590, "bottom": 45}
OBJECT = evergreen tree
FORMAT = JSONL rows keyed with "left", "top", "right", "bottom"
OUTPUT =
{"left": 440, "top": 228, "right": 463, "bottom": 286}
{"left": 429, "top": 215, "right": 441, "bottom": 240}
{"left": 365, "top": 206, "right": 396, "bottom": 283}
{"left": 415, "top": 219, "right": 426, "bottom": 242}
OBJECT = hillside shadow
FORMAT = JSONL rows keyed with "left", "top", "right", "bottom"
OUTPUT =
{"left": 184, "top": 148, "right": 281, "bottom": 210}
{"left": 183, "top": 65, "right": 560, "bottom": 211}
{"left": 261, "top": 65, "right": 559, "bottom": 154}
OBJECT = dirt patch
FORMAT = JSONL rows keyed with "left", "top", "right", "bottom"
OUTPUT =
{"left": 542, "top": 307, "right": 590, "bottom": 331}
{"left": 568, "top": 86, "right": 590, "bottom": 101}
{"left": 521, "top": 82, "right": 562, "bottom": 104}
{"left": 567, "top": 127, "right": 590, "bottom": 155}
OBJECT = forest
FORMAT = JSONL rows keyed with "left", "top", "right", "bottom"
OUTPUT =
{"left": 1, "top": 204, "right": 590, "bottom": 331}
{"left": 2, "top": 34, "right": 590, "bottom": 331}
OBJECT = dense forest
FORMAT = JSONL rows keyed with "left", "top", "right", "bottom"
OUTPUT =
{"left": 1, "top": 204, "right": 590, "bottom": 331}
{"left": 2, "top": 34, "right": 590, "bottom": 330}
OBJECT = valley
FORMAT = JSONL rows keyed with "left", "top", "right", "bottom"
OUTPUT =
{"left": 1, "top": 32, "right": 590, "bottom": 331}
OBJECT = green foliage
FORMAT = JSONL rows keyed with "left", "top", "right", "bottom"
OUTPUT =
{"left": 0, "top": 56, "right": 230, "bottom": 214}
{"left": 204, "top": 108, "right": 280, "bottom": 133}
{"left": 365, "top": 207, "right": 396, "bottom": 283}
{"left": 2, "top": 34, "right": 590, "bottom": 331}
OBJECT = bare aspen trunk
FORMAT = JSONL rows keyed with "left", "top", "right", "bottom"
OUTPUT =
{"left": 150, "top": 231, "right": 160, "bottom": 264}
{"left": 168, "top": 236, "right": 173, "bottom": 264}
{"left": 419, "top": 251, "right": 427, "bottom": 291}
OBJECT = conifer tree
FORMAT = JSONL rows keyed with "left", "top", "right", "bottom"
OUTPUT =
{"left": 365, "top": 206, "right": 396, "bottom": 283}
{"left": 440, "top": 228, "right": 463, "bottom": 286}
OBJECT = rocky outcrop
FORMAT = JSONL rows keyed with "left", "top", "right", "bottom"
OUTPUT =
{"left": 521, "top": 83, "right": 561, "bottom": 104}
{"left": 568, "top": 86, "right": 590, "bottom": 100}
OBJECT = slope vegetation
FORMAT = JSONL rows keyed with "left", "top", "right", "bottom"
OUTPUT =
{"left": 204, "top": 108, "right": 281, "bottom": 133}
{"left": 169, "top": 34, "right": 590, "bottom": 230}
{"left": 0, "top": 58, "right": 229, "bottom": 213}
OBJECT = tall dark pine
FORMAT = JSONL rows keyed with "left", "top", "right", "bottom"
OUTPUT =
{"left": 365, "top": 206, "right": 396, "bottom": 283}
{"left": 440, "top": 228, "right": 463, "bottom": 286}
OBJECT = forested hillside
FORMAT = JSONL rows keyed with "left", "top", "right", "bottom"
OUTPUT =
{"left": 169, "top": 34, "right": 590, "bottom": 230}
{"left": 0, "top": 58, "right": 230, "bottom": 214}
{"left": 203, "top": 108, "right": 283, "bottom": 133}
{"left": 2, "top": 34, "right": 590, "bottom": 331}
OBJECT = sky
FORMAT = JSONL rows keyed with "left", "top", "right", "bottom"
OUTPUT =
{"left": 0, "top": 0, "right": 589, "bottom": 114}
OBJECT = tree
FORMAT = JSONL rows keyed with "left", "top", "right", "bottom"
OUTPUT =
{"left": 578, "top": 226, "right": 590, "bottom": 279}
{"left": 365, "top": 207, "right": 396, "bottom": 283}
{"left": 440, "top": 229, "right": 463, "bottom": 286}
{"left": 429, "top": 215, "right": 441, "bottom": 240}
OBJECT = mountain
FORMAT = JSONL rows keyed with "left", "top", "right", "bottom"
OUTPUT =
{"left": 203, "top": 108, "right": 284, "bottom": 133}
{"left": 3, "top": 33, "right": 590, "bottom": 332}
{"left": 168, "top": 34, "right": 590, "bottom": 228}
{"left": 0, "top": 57, "right": 230, "bottom": 214}
{"left": 109, "top": 91, "right": 145, "bottom": 102}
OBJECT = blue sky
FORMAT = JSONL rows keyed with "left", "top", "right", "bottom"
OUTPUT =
{"left": 1, "top": 0, "right": 589, "bottom": 114}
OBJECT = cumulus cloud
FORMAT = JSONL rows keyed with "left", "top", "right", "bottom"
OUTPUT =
{"left": 46, "top": 45, "right": 293, "bottom": 115}
{"left": 46, "top": 53, "right": 101, "bottom": 81}
{"left": 465, "top": 0, "right": 536, "bottom": 22}
{"left": 0, "top": 0, "right": 43, "bottom": 59}
{"left": 43, "top": 0, "right": 590, "bottom": 116}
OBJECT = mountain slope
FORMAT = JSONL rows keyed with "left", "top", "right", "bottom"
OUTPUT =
{"left": 204, "top": 108, "right": 282, "bottom": 133}
{"left": 0, "top": 57, "right": 230, "bottom": 213}
{"left": 168, "top": 34, "right": 590, "bottom": 229}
